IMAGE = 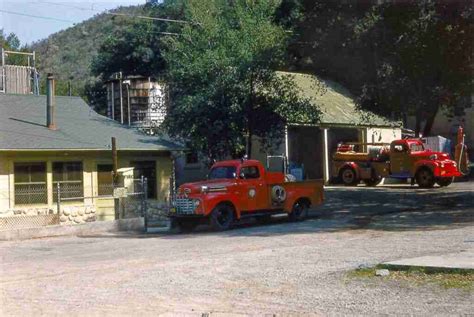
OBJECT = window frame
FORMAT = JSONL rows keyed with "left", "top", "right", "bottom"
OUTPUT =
{"left": 239, "top": 166, "right": 261, "bottom": 179}
{"left": 52, "top": 161, "right": 84, "bottom": 203}
{"left": 13, "top": 162, "right": 48, "bottom": 206}
{"left": 97, "top": 163, "right": 114, "bottom": 197}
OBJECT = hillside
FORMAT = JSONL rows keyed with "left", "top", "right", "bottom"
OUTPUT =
{"left": 30, "top": 5, "right": 145, "bottom": 96}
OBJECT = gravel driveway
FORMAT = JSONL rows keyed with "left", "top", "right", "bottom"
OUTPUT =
{"left": 1, "top": 183, "right": 473, "bottom": 315}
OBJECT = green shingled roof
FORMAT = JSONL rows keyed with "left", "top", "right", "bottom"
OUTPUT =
{"left": 0, "top": 94, "right": 184, "bottom": 151}
{"left": 278, "top": 71, "right": 400, "bottom": 127}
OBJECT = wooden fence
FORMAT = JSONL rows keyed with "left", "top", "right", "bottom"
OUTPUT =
{"left": 0, "top": 65, "right": 36, "bottom": 94}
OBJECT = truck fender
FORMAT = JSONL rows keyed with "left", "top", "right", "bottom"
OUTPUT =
{"left": 413, "top": 160, "right": 437, "bottom": 176}
{"left": 205, "top": 197, "right": 241, "bottom": 219}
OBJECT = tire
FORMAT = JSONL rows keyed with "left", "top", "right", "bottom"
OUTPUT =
{"left": 416, "top": 168, "right": 435, "bottom": 188}
{"left": 363, "top": 177, "right": 382, "bottom": 187}
{"left": 210, "top": 204, "right": 234, "bottom": 231}
{"left": 436, "top": 177, "right": 454, "bottom": 187}
{"left": 340, "top": 167, "right": 359, "bottom": 186}
{"left": 288, "top": 200, "right": 309, "bottom": 222}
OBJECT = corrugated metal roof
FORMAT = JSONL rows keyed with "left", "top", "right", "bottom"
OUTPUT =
{"left": 278, "top": 72, "right": 401, "bottom": 127}
{"left": 0, "top": 94, "right": 184, "bottom": 151}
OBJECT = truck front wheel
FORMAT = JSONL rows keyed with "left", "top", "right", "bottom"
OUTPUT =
{"left": 436, "top": 177, "right": 454, "bottom": 187}
{"left": 210, "top": 204, "right": 234, "bottom": 231}
{"left": 416, "top": 168, "right": 435, "bottom": 188}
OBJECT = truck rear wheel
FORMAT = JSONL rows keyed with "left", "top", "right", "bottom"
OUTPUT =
{"left": 363, "top": 177, "right": 382, "bottom": 187}
{"left": 416, "top": 168, "right": 435, "bottom": 188}
{"left": 210, "top": 204, "right": 234, "bottom": 231}
{"left": 289, "top": 200, "right": 309, "bottom": 222}
{"left": 340, "top": 167, "right": 359, "bottom": 186}
{"left": 436, "top": 177, "right": 454, "bottom": 187}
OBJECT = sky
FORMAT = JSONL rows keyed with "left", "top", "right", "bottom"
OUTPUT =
{"left": 0, "top": 0, "right": 146, "bottom": 45}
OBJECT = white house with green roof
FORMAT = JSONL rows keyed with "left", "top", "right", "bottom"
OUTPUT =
{"left": 0, "top": 93, "right": 183, "bottom": 226}
{"left": 251, "top": 72, "right": 402, "bottom": 183}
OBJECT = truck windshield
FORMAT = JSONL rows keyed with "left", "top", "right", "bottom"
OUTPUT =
{"left": 410, "top": 143, "right": 424, "bottom": 152}
{"left": 209, "top": 166, "right": 237, "bottom": 179}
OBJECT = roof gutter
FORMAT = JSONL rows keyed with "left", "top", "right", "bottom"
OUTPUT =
{"left": 0, "top": 148, "right": 186, "bottom": 152}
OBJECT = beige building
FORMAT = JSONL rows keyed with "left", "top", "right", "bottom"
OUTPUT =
{"left": 0, "top": 93, "right": 182, "bottom": 225}
{"left": 252, "top": 72, "right": 402, "bottom": 183}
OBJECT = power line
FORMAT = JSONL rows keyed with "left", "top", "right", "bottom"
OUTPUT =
{"left": 30, "top": 1, "right": 193, "bottom": 25}
{"left": 0, "top": 9, "right": 75, "bottom": 23}
{"left": 106, "top": 12, "right": 192, "bottom": 24}
{"left": 36, "top": 1, "right": 95, "bottom": 12}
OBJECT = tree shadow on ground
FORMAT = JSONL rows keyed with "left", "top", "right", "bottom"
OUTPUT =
{"left": 79, "top": 185, "right": 474, "bottom": 240}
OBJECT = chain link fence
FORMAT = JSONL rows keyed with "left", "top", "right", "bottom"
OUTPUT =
{"left": 0, "top": 178, "right": 151, "bottom": 231}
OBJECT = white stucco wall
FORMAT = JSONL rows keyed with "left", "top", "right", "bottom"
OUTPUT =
{"left": 366, "top": 127, "right": 402, "bottom": 144}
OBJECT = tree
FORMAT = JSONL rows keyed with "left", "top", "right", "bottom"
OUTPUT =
{"left": 0, "top": 29, "right": 31, "bottom": 66}
{"left": 354, "top": 0, "right": 473, "bottom": 136}
{"left": 162, "top": 0, "right": 319, "bottom": 160}
{"left": 275, "top": 0, "right": 374, "bottom": 93}
{"left": 91, "top": 1, "right": 185, "bottom": 80}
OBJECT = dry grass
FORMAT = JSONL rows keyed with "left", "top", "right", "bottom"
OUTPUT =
{"left": 348, "top": 266, "right": 474, "bottom": 291}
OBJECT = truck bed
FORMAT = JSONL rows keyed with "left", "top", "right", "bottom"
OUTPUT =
{"left": 333, "top": 152, "right": 370, "bottom": 162}
{"left": 282, "top": 179, "right": 324, "bottom": 207}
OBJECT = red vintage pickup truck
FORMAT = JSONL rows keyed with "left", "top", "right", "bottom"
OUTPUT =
{"left": 169, "top": 159, "right": 324, "bottom": 232}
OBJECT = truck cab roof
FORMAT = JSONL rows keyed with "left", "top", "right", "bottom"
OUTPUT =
{"left": 212, "top": 159, "right": 263, "bottom": 168}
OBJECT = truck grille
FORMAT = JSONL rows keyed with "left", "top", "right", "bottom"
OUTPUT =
{"left": 174, "top": 197, "right": 196, "bottom": 215}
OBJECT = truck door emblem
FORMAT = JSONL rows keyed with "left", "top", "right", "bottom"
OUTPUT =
{"left": 271, "top": 185, "right": 286, "bottom": 203}
{"left": 248, "top": 188, "right": 256, "bottom": 198}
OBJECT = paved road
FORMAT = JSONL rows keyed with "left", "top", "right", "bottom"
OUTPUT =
{"left": 1, "top": 182, "right": 473, "bottom": 315}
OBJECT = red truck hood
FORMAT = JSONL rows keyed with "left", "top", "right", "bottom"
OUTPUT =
{"left": 411, "top": 151, "right": 451, "bottom": 160}
{"left": 178, "top": 179, "right": 236, "bottom": 194}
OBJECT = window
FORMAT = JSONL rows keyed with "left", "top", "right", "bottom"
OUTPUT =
{"left": 97, "top": 164, "right": 113, "bottom": 196}
{"left": 240, "top": 166, "right": 260, "bottom": 179}
{"left": 209, "top": 166, "right": 237, "bottom": 179}
{"left": 53, "top": 162, "right": 83, "bottom": 202}
{"left": 14, "top": 162, "right": 47, "bottom": 205}
{"left": 392, "top": 144, "right": 407, "bottom": 153}
{"left": 131, "top": 161, "right": 156, "bottom": 199}
{"left": 410, "top": 143, "right": 424, "bottom": 152}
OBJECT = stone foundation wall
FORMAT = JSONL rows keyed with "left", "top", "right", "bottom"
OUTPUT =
{"left": 126, "top": 200, "right": 169, "bottom": 221}
{"left": 59, "top": 205, "right": 97, "bottom": 225}
{"left": 0, "top": 205, "right": 97, "bottom": 225}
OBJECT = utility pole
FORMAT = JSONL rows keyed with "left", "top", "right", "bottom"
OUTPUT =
{"left": 112, "top": 137, "right": 120, "bottom": 220}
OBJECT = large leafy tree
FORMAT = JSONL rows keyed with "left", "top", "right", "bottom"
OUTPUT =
{"left": 91, "top": 1, "right": 185, "bottom": 79}
{"left": 355, "top": 0, "right": 473, "bottom": 136}
{"left": 163, "top": 0, "right": 319, "bottom": 160}
{"left": 279, "top": 0, "right": 473, "bottom": 137}
{"left": 275, "top": 0, "right": 373, "bottom": 93}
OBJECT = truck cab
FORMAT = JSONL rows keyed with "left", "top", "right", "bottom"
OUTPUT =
{"left": 169, "top": 159, "right": 324, "bottom": 232}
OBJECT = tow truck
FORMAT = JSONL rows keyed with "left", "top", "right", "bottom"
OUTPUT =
{"left": 169, "top": 159, "right": 324, "bottom": 232}
{"left": 332, "top": 138, "right": 461, "bottom": 188}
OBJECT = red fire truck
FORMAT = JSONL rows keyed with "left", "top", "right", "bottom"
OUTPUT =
{"left": 332, "top": 138, "right": 461, "bottom": 188}
{"left": 169, "top": 159, "right": 324, "bottom": 232}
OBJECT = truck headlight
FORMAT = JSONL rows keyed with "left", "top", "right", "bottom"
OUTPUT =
{"left": 429, "top": 154, "right": 438, "bottom": 160}
{"left": 201, "top": 185, "right": 209, "bottom": 193}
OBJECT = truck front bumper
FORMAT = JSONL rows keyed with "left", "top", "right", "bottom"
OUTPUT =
{"left": 434, "top": 162, "right": 462, "bottom": 177}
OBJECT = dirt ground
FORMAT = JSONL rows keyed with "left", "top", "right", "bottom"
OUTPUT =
{"left": 1, "top": 182, "right": 473, "bottom": 316}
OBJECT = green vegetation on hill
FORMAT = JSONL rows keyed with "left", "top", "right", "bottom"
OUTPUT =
{"left": 30, "top": 5, "right": 146, "bottom": 97}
